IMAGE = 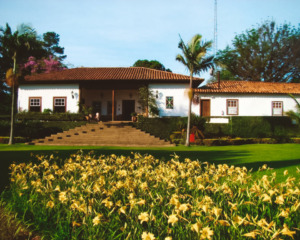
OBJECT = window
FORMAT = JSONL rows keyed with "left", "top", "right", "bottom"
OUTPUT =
{"left": 29, "top": 97, "right": 41, "bottom": 112}
{"left": 166, "top": 96, "right": 174, "bottom": 109}
{"left": 53, "top": 97, "right": 66, "bottom": 113}
{"left": 272, "top": 101, "right": 283, "bottom": 116}
{"left": 227, "top": 99, "right": 238, "bottom": 115}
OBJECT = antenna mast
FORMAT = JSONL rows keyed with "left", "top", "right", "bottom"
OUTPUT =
{"left": 214, "top": 0, "right": 218, "bottom": 56}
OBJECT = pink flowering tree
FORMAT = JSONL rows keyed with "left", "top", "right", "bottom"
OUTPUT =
{"left": 23, "top": 55, "right": 66, "bottom": 74}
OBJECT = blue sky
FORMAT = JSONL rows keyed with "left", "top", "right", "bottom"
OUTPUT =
{"left": 1, "top": 0, "right": 299, "bottom": 80}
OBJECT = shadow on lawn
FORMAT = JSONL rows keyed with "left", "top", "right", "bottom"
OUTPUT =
{"left": 0, "top": 148, "right": 299, "bottom": 192}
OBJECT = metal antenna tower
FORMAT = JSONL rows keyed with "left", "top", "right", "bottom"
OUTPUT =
{"left": 214, "top": 0, "right": 218, "bottom": 56}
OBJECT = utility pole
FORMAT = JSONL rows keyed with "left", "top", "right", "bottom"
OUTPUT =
{"left": 214, "top": 0, "right": 218, "bottom": 56}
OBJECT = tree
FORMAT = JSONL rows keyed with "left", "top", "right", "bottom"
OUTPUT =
{"left": 216, "top": 21, "right": 300, "bottom": 82}
{"left": 133, "top": 59, "right": 172, "bottom": 72}
{"left": 1, "top": 24, "right": 37, "bottom": 144}
{"left": 176, "top": 34, "right": 214, "bottom": 146}
{"left": 23, "top": 55, "right": 66, "bottom": 74}
{"left": 138, "top": 86, "right": 159, "bottom": 117}
{"left": 0, "top": 23, "right": 66, "bottom": 94}
{"left": 285, "top": 94, "right": 300, "bottom": 125}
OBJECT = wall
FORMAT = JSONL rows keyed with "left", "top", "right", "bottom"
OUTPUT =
{"left": 149, "top": 83, "right": 199, "bottom": 117}
{"left": 18, "top": 84, "right": 80, "bottom": 113}
{"left": 196, "top": 93, "right": 300, "bottom": 116}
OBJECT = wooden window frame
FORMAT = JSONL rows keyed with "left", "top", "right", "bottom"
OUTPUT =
{"left": 226, "top": 99, "right": 239, "bottom": 115}
{"left": 166, "top": 96, "right": 174, "bottom": 109}
{"left": 272, "top": 101, "right": 283, "bottom": 116}
{"left": 29, "top": 97, "right": 42, "bottom": 112}
{"left": 53, "top": 97, "right": 67, "bottom": 113}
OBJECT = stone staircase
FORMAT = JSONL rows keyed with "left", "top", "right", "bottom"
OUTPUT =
{"left": 28, "top": 121, "right": 175, "bottom": 147}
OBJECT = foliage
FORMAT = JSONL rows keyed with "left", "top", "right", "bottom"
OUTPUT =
{"left": 0, "top": 23, "right": 65, "bottom": 81}
{"left": 216, "top": 21, "right": 300, "bottom": 82}
{"left": 0, "top": 120, "right": 86, "bottom": 140}
{"left": 138, "top": 86, "right": 159, "bottom": 117}
{"left": 133, "top": 59, "right": 171, "bottom": 72}
{"left": 1, "top": 152, "right": 299, "bottom": 239}
{"left": 176, "top": 34, "right": 214, "bottom": 146}
{"left": 285, "top": 94, "right": 300, "bottom": 125}
{"left": 16, "top": 112, "right": 85, "bottom": 121}
{"left": 23, "top": 55, "right": 65, "bottom": 74}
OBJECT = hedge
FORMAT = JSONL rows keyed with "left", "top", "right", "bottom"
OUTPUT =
{"left": 16, "top": 112, "right": 86, "bottom": 121}
{"left": 0, "top": 120, "right": 87, "bottom": 140}
{"left": 136, "top": 116, "right": 300, "bottom": 141}
{"left": 135, "top": 115, "right": 206, "bottom": 141}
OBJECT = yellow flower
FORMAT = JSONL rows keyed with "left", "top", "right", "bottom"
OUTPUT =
{"left": 232, "top": 215, "right": 244, "bottom": 225}
{"left": 178, "top": 203, "right": 190, "bottom": 213}
{"left": 275, "top": 195, "right": 284, "bottom": 205}
{"left": 165, "top": 237, "right": 172, "bottom": 240}
{"left": 118, "top": 206, "right": 127, "bottom": 215}
{"left": 168, "top": 214, "right": 178, "bottom": 226}
{"left": 141, "top": 231, "right": 155, "bottom": 240}
{"left": 93, "top": 216, "right": 100, "bottom": 226}
{"left": 278, "top": 209, "right": 290, "bottom": 218}
{"left": 261, "top": 193, "right": 272, "bottom": 203}
{"left": 281, "top": 224, "right": 296, "bottom": 239}
{"left": 191, "top": 222, "right": 202, "bottom": 233}
{"left": 212, "top": 207, "right": 222, "bottom": 218}
{"left": 58, "top": 191, "right": 67, "bottom": 203}
{"left": 200, "top": 227, "right": 214, "bottom": 239}
{"left": 46, "top": 201, "right": 54, "bottom": 208}
{"left": 218, "top": 220, "right": 230, "bottom": 226}
{"left": 284, "top": 170, "right": 288, "bottom": 176}
{"left": 72, "top": 221, "right": 81, "bottom": 227}
{"left": 243, "top": 231, "right": 257, "bottom": 239}
{"left": 138, "top": 212, "right": 149, "bottom": 224}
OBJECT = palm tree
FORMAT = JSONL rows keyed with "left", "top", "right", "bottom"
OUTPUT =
{"left": 176, "top": 34, "right": 214, "bottom": 146}
{"left": 1, "top": 23, "right": 37, "bottom": 144}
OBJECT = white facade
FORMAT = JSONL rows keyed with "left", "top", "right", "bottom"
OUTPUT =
{"left": 18, "top": 84, "right": 80, "bottom": 113}
{"left": 197, "top": 93, "right": 300, "bottom": 117}
{"left": 149, "top": 83, "right": 199, "bottom": 117}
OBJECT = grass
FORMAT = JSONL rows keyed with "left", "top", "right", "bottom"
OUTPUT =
{"left": 1, "top": 143, "right": 300, "bottom": 193}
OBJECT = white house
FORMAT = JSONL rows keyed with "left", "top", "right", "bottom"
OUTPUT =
{"left": 194, "top": 80, "right": 300, "bottom": 123}
{"left": 18, "top": 67, "right": 203, "bottom": 120}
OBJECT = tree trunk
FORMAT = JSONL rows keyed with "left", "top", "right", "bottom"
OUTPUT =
{"left": 8, "top": 84, "right": 15, "bottom": 145}
{"left": 8, "top": 55, "right": 17, "bottom": 145}
{"left": 185, "top": 72, "right": 193, "bottom": 146}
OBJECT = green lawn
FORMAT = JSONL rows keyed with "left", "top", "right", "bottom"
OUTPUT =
{"left": 0, "top": 143, "right": 299, "bottom": 192}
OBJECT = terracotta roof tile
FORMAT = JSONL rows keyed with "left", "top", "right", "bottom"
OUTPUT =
{"left": 195, "top": 81, "right": 300, "bottom": 94}
{"left": 24, "top": 67, "right": 203, "bottom": 83}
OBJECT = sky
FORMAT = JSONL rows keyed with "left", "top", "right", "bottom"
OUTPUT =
{"left": 1, "top": 0, "right": 300, "bottom": 80}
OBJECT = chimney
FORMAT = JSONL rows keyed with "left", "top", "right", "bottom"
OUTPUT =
{"left": 217, "top": 71, "right": 221, "bottom": 89}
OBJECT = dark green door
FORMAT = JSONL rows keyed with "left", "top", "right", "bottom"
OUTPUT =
{"left": 122, "top": 100, "right": 135, "bottom": 120}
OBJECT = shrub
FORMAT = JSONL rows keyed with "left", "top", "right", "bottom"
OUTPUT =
{"left": 0, "top": 120, "right": 87, "bottom": 140}
{"left": 16, "top": 112, "right": 85, "bottom": 121}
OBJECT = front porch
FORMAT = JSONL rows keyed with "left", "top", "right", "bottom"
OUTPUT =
{"left": 80, "top": 82, "right": 144, "bottom": 121}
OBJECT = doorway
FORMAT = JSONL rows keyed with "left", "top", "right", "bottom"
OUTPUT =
{"left": 122, "top": 100, "right": 135, "bottom": 120}
{"left": 200, "top": 99, "right": 211, "bottom": 117}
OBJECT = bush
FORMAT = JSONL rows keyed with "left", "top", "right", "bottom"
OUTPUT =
{"left": 136, "top": 115, "right": 206, "bottom": 141}
{"left": 204, "top": 117, "right": 300, "bottom": 138}
{"left": 16, "top": 112, "right": 85, "bottom": 121}
{"left": 0, "top": 120, "right": 87, "bottom": 140}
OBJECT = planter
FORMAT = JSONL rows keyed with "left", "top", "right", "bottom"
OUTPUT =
{"left": 132, "top": 116, "right": 137, "bottom": 122}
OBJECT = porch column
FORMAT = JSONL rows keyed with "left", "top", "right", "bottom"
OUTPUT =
{"left": 112, "top": 89, "right": 115, "bottom": 121}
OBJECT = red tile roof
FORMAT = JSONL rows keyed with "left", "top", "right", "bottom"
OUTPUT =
{"left": 195, "top": 81, "right": 300, "bottom": 94}
{"left": 24, "top": 67, "right": 203, "bottom": 83}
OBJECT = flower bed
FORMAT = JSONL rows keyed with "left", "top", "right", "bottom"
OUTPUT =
{"left": 2, "top": 152, "right": 299, "bottom": 239}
